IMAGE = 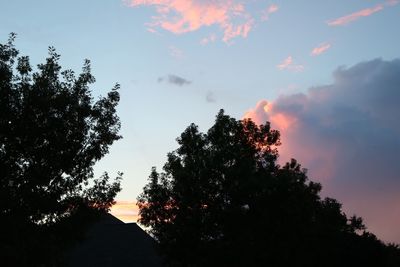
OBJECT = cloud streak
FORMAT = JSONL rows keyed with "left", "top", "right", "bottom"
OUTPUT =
{"left": 311, "top": 43, "right": 331, "bottom": 56}
{"left": 244, "top": 58, "right": 400, "bottom": 243}
{"left": 327, "top": 1, "right": 398, "bottom": 26}
{"left": 127, "top": 0, "right": 255, "bottom": 42}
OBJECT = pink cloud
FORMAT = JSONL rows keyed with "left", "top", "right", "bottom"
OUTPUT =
{"left": 327, "top": 4, "right": 384, "bottom": 26}
{"left": 311, "top": 43, "right": 331, "bottom": 56}
{"left": 261, "top": 4, "right": 279, "bottom": 21}
{"left": 268, "top": 4, "right": 279, "bottom": 13}
{"left": 277, "top": 56, "right": 304, "bottom": 72}
{"left": 243, "top": 58, "right": 400, "bottom": 243}
{"left": 386, "top": 0, "right": 399, "bottom": 6}
{"left": 127, "top": 0, "right": 255, "bottom": 43}
{"left": 146, "top": 27, "right": 158, "bottom": 33}
{"left": 243, "top": 98, "right": 336, "bottom": 182}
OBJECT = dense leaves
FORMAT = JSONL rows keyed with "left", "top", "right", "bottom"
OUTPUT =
{"left": 0, "top": 34, "right": 122, "bottom": 266}
{"left": 138, "top": 110, "right": 400, "bottom": 267}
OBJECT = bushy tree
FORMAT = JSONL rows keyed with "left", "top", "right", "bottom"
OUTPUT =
{"left": 138, "top": 110, "right": 400, "bottom": 267}
{"left": 0, "top": 34, "right": 122, "bottom": 266}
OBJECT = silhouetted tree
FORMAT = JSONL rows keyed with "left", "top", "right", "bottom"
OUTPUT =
{"left": 0, "top": 34, "right": 122, "bottom": 266}
{"left": 138, "top": 110, "right": 400, "bottom": 267}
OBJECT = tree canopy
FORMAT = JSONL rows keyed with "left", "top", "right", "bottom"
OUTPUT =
{"left": 138, "top": 110, "right": 400, "bottom": 267}
{"left": 0, "top": 34, "right": 122, "bottom": 266}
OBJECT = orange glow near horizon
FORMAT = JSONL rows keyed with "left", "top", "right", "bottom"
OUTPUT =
{"left": 110, "top": 201, "right": 140, "bottom": 223}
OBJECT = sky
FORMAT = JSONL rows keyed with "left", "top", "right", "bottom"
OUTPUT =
{"left": 1, "top": 0, "right": 400, "bottom": 243}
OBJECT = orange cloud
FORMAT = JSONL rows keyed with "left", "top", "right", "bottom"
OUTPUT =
{"left": 261, "top": 4, "right": 279, "bottom": 21}
{"left": 110, "top": 201, "right": 139, "bottom": 223}
{"left": 126, "top": 0, "right": 254, "bottom": 43}
{"left": 277, "top": 56, "right": 304, "bottom": 72}
{"left": 311, "top": 43, "right": 331, "bottom": 56}
{"left": 327, "top": 4, "right": 384, "bottom": 26}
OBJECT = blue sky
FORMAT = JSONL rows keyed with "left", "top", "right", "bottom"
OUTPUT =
{"left": 1, "top": 0, "right": 400, "bottom": 242}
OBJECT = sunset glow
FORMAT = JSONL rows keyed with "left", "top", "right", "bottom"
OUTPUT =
{"left": 110, "top": 201, "right": 140, "bottom": 223}
{"left": 4, "top": 0, "right": 399, "bottom": 244}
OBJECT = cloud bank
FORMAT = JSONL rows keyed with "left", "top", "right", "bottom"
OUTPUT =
{"left": 244, "top": 58, "right": 400, "bottom": 243}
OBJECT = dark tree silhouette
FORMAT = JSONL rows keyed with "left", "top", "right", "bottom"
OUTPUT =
{"left": 0, "top": 34, "right": 122, "bottom": 266}
{"left": 138, "top": 110, "right": 400, "bottom": 267}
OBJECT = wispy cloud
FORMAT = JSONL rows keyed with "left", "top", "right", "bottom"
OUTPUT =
{"left": 158, "top": 74, "right": 192, "bottom": 86}
{"left": 261, "top": 4, "right": 279, "bottom": 21}
{"left": 311, "top": 43, "right": 331, "bottom": 56}
{"left": 126, "top": 0, "right": 255, "bottom": 43}
{"left": 277, "top": 56, "right": 304, "bottom": 72}
{"left": 200, "top": 33, "right": 217, "bottom": 45}
{"left": 387, "top": 0, "right": 399, "bottom": 6}
{"left": 327, "top": 1, "right": 398, "bottom": 26}
{"left": 206, "top": 91, "right": 216, "bottom": 103}
{"left": 169, "top": 45, "right": 184, "bottom": 59}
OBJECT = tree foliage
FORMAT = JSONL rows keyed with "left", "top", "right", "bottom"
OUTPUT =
{"left": 138, "top": 110, "right": 400, "bottom": 267}
{"left": 0, "top": 34, "right": 122, "bottom": 266}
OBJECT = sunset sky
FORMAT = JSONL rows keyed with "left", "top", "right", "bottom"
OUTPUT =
{"left": 1, "top": 0, "right": 400, "bottom": 243}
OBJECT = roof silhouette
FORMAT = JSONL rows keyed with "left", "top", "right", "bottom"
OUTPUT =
{"left": 65, "top": 213, "right": 163, "bottom": 267}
